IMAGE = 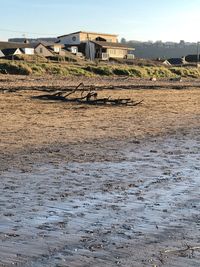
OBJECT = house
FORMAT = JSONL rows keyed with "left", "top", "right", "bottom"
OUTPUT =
{"left": 28, "top": 41, "right": 65, "bottom": 57}
{"left": 0, "top": 41, "right": 34, "bottom": 56}
{"left": 34, "top": 43, "right": 54, "bottom": 57}
{"left": 0, "top": 41, "right": 31, "bottom": 50}
{"left": 185, "top": 54, "right": 200, "bottom": 63}
{"left": 86, "top": 40, "right": 134, "bottom": 61}
{"left": 58, "top": 31, "right": 118, "bottom": 45}
{"left": 163, "top": 57, "right": 187, "bottom": 66}
{"left": 29, "top": 42, "right": 54, "bottom": 57}
{"left": 35, "top": 41, "right": 64, "bottom": 54}
{"left": 1, "top": 48, "right": 23, "bottom": 57}
{"left": 57, "top": 31, "right": 134, "bottom": 60}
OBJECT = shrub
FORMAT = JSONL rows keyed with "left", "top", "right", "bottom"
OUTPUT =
{"left": 68, "top": 67, "right": 91, "bottom": 76}
{"left": 170, "top": 67, "right": 200, "bottom": 78}
{"left": 48, "top": 55, "right": 77, "bottom": 63}
{"left": 0, "top": 62, "right": 32, "bottom": 75}
{"left": 85, "top": 66, "right": 113, "bottom": 75}
{"left": 128, "top": 67, "right": 147, "bottom": 78}
{"left": 113, "top": 68, "right": 130, "bottom": 75}
{"left": 31, "top": 64, "right": 46, "bottom": 75}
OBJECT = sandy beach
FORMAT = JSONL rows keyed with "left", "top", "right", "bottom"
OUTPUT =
{"left": 0, "top": 75, "right": 200, "bottom": 266}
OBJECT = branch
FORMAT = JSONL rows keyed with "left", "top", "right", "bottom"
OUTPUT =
{"left": 32, "top": 83, "right": 144, "bottom": 107}
{"left": 163, "top": 244, "right": 200, "bottom": 255}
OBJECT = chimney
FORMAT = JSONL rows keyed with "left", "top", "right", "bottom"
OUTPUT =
{"left": 24, "top": 39, "right": 29, "bottom": 44}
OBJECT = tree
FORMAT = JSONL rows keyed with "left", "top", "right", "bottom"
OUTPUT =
{"left": 120, "top": 38, "right": 127, "bottom": 44}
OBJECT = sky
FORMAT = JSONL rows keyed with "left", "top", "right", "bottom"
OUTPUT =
{"left": 1, "top": 0, "right": 200, "bottom": 42}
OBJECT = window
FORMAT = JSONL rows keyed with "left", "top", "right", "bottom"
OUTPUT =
{"left": 72, "top": 36, "right": 76, "bottom": 41}
{"left": 54, "top": 46, "right": 60, "bottom": 53}
{"left": 39, "top": 47, "right": 43, "bottom": 53}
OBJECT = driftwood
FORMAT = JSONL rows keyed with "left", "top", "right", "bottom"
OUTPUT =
{"left": 32, "top": 83, "right": 143, "bottom": 107}
{"left": 163, "top": 244, "right": 200, "bottom": 255}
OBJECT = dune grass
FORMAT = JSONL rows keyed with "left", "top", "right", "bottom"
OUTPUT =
{"left": 0, "top": 59, "right": 200, "bottom": 79}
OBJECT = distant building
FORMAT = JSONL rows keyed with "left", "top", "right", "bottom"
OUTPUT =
{"left": 58, "top": 31, "right": 118, "bottom": 45}
{"left": 0, "top": 40, "right": 66, "bottom": 58}
{"left": 185, "top": 54, "right": 200, "bottom": 63}
{"left": 1, "top": 48, "right": 22, "bottom": 57}
{"left": 29, "top": 42, "right": 63, "bottom": 57}
{"left": 0, "top": 41, "right": 32, "bottom": 50}
{"left": 58, "top": 31, "right": 134, "bottom": 60}
{"left": 0, "top": 41, "right": 34, "bottom": 56}
{"left": 86, "top": 40, "right": 134, "bottom": 61}
{"left": 163, "top": 57, "right": 187, "bottom": 66}
{"left": 32, "top": 43, "right": 54, "bottom": 57}
{"left": 20, "top": 47, "right": 35, "bottom": 55}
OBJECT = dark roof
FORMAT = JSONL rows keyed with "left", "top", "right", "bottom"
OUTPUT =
{"left": 58, "top": 31, "right": 118, "bottom": 38}
{"left": 166, "top": 58, "right": 185, "bottom": 65}
{"left": 28, "top": 42, "right": 45, "bottom": 49}
{"left": 1, "top": 48, "right": 21, "bottom": 56}
{"left": 185, "top": 54, "right": 200, "bottom": 62}
{"left": 9, "top": 38, "right": 59, "bottom": 43}
{"left": 0, "top": 41, "right": 31, "bottom": 50}
{"left": 29, "top": 41, "right": 64, "bottom": 49}
{"left": 37, "top": 41, "right": 63, "bottom": 47}
{"left": 91, "top": 41, "right": 135, "bottom": 50}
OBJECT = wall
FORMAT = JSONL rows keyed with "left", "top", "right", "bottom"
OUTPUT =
{"left": 53, "top": 45, "right": 62, "bottom": 53}
{"left": 58, "top": 32, "right": 118, "bottom": 45}
{"left": 107, "top": 48, "right": 127, "bottom": 58}
{"left": 0, "top": 50, "right": 5, "bottom": 57}
{"left": 22, "top": 48, "right": 35, "bottom": 55}
{"left": 85, "top": 42, "right": 95, "bottom": 60}
{"left": 14, "top": 48, "right": 22, "bottom": 55}
{"left": 35, "top": 44, "right": 53, "bottom": 57}
{"left": 80, "top": 32, "right": 117, "bottom": 43}
{"left": 58, "top": 33, "right": 81, "bottom": 45}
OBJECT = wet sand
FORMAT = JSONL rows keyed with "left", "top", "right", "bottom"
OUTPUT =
{"left": 0, "top": 75, "right": 200, "bottom": 266}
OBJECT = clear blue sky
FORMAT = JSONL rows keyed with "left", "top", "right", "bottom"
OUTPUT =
{"left": 1, "top": 0, "right": 200, "bottom": 42}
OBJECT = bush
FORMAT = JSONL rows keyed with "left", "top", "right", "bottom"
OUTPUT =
{"left": 68, "top": 67, "right": 92, "bottom": 76}
{"left": 47, "top": 65, "right": 69, "bottom": 75}
{"left": 128, "top": 67, "right": 147, "bottom": 77}
{"left": 31, "top": 64, "right": 46, "bottom": 75}
{"left": 113, "top": 68, "right": 130, "bottom": 75}
{"left": 0, "top": 62, "right": 32, "bottom": 75}
{"left": 47, "top": 55, "right": 77, "bottom": 63}
{"left": 85, "top": 66, "right": 113, "bottom": 75}
{"left": 170, "top": 67, "right": 200, "bottom": 78}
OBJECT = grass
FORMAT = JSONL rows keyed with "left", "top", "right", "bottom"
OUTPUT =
{"left": 0, "top": 62, "right": 32, "bottom": 75}
{"left": 1, "top": 59, "right": 200, "bottom": 79}
{"left": 85, "top": 65, "right": 113, "bottom": 75}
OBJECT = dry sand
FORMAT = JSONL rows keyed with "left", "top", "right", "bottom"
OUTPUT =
{"left": 0, "top": 75, "right": 200, "bottom": 266}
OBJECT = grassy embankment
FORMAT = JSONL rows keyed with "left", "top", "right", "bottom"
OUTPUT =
{"left": 0, "top": 57, "right": 200, "bottom": 78}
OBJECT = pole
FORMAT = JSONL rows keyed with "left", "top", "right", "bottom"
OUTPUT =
{"left": 197, "top": 42, "right": 199, "bottom": 67}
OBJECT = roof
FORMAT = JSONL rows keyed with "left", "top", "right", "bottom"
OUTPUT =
{"left": 185, "top": 54, "right": 200, "bottom": 62}
{"left": 36, "top": 41, "right": 63, "bottom": 47}
{"left": 1, "top": 48, "right": 21, "bottom": 56}
{"left": 91, "top": 41, "right": 135, "bottom": 50}
{"left": 165, "top": 57, "right": 186, "bottom": 65}
{"left": 58, "top": 31, "right": 118, "bottom": 38}
{"left": 29, "top": 41, "right": 64, "bottom": 49}
{"left": 0, "top": 41, "right": 32, "bottom": 50}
